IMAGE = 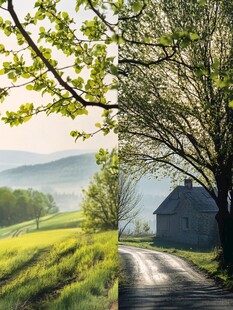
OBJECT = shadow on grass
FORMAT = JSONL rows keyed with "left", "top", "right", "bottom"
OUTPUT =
{"left": 120, "top": 235, "right": 215, "bottom": 253}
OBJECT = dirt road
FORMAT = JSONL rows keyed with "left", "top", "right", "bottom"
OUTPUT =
{"left": 119, "top": 245, "right": 233, "bottom": 309}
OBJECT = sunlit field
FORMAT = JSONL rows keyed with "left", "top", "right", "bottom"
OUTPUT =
{"left": 0, "top": 211, "right": 83, "bottom": 239}
{"left": 0, "top": 212, "right": 118, "bottom": 309}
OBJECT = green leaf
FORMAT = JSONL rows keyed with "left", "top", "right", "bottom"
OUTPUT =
{"left": 26, "top": 84, "right": 34, "bottom": 90}
{"left": 110, "top": 65, "right": 118, "bottom": 76}
{"left": 189, "top": 33, "right": 199, "bottom": 41}
{"left": 0, "top": 1, "right": 7, "bottom": 6}
{"left": 23, "top": 115, "right": 32, "bottom": 123}
{"left": 199, "top": 0, "right": 207, "bottom": 5}
{"left": 229, "top": 100, "right": 233, "bottom": 108}
{"left": 21, "top": 73, "right": 31, "bottom": 79}
{"left": 3, "top": 62, "right": 10, "bottom": 68}
{"left": 132, "top": 1, "right": 143, "bottom": 13}
{"left": 159, "top": 35, "right": 172, "bottom": 46}
{"left": 215, "top": 78, "right": 230, "bottom": 88}
{"left": 62, "top": 12, "right": 68, "bottom": 19}
{"left": 39, "top": 26, "right": 45, "bottom": 33}
{"left": 8, "top": 72, "right": 15, "bottom": 80}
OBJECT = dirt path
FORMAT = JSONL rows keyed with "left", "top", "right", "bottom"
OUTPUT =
{"left": 119, "top": 245, "right": 233, "bottom": 309}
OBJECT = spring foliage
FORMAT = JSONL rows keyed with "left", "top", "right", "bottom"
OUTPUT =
{"left": 0, "top": 0, "right": 119, "bottom": 139}
{"left": 81, "top": 148, "right": 118, "bottom": 232}
{"left": 0, "top": 187, "right": 58, "bottom": 227}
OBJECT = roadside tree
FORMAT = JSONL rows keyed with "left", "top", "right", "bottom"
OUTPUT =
{"left": 120, "top": 0, "right": 233, "bottom": 267}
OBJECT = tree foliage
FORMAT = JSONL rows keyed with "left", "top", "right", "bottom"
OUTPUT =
{"left": 120, "top": 0, "right": 233, "bottom": 266}
{"left": 82, "top": 148, "right": 141, "bottom": 237}
{"left": 0, "top": 0, "right": 119, "bottom": 139}
{"left": 81, "top": 148, "right": 118, "bottom": 232}
{"left": 0, "top": 187, "right": 58, "bottom": 227}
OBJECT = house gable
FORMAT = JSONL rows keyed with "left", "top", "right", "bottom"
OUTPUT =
{"left": 153, "top": 181, "right": 218, "bottom": 246}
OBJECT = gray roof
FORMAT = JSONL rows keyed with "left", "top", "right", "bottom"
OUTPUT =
{"left": 153, "top": 186, "right": 218, "bottom": 215}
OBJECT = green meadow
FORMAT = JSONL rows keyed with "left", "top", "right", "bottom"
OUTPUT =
{"left": 0, "top": 211, "right": 118, "bottom": 310}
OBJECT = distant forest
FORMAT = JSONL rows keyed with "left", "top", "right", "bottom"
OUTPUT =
{"left": 0, "top": 187, "right": 58, "bottom": 227}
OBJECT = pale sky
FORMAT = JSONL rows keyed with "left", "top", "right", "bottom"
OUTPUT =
{"left": 0, "top": 1, "right": 118, "bottom": 153}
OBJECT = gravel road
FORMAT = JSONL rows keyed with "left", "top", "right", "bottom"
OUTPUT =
{"left": 119, "top": 245, "right": 233, "bottom": 309}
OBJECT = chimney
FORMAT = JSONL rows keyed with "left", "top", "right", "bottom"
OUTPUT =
{"left": 184, "top": 179, "right": 192, "bottom": 189}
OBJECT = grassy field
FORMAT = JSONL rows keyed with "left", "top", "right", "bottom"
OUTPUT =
{"left": 120, "top": 236, "right": 233, "bottom": 290}
{"left": 0, "top": 212, "right": 118, "bottom": 309}
{"left": 0, "top": 210, "right": 83, "bottom": 239}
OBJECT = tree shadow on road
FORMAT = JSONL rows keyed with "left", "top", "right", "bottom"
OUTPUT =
{"left": 119, "top": 282, "right": 233, "bottom": 310}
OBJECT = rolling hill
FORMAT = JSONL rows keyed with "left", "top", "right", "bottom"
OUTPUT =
{"left": 0, "top": 149, "right": 96, "bottom": 171}
{"left": 0, "top": 153, "right": 99, "bottom": 187}
{"left": 0, "top": 153, "right": 100, "bottom": 211}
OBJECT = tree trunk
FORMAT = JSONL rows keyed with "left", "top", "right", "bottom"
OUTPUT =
{"left": 215, "top": 187, "right": 233, "bottom": 270}
{"left": 36, "top": 217, "right": 40, "bottom": 230}
{"left": 230, "top": 190, "right": 233, "bottom": 217}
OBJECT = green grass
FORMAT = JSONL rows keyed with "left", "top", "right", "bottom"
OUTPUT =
{"left": 0, "top": 229, "right": 118, "bottom": 310}
{"left": 120, "top": 236, "right": 233, "bottom": 290}
{"left": 0, "top": 210, "right": 83, "bottom": 239}
{"left": 28, "top": 210, "right": 84, "bottom": 232}
{"left": 0, "top": 212, "right": 117, "bottom": 309}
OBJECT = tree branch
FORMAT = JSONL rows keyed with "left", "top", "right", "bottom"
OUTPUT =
{"left": 8, "top": 0, "right": 118, "bottom": 110}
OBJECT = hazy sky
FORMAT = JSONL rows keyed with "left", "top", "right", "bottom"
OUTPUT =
{"left": 0, "top": 1, "right": 117, "bottom": 153}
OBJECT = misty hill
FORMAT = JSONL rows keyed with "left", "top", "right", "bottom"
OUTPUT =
{"left": 0, "top": 153, "right": 99, "bottom": 187}
{"left": 0, "top": 149, "right": 96, "bottom": 171}
{"left": 0, "top": 153, "right": 100, "bottom": 211}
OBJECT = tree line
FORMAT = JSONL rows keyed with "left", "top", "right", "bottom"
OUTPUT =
{"left": 0, "top": 187, "right": 58, "bottom": 228}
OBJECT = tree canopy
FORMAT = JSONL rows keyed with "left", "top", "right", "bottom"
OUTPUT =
{"left": 0, "top": 0, "right": 120, "bottom": 139}
{"left": 120, "top": 0, "right": 233, "bottom": 266}
{"left": 0, "top": 187, "right": 58, "bottom": 227}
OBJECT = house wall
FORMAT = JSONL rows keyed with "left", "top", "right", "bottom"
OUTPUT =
{"left": 197, "top": 213, "right": 219, "bottom": 246}
{"left": 156, "top": 198, "right": 219, "bottom": 247}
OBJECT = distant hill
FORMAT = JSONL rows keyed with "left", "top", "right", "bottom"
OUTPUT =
{"left": 0, "top": 149, "right": 96, "bottom": 171}
{"left": 0, "top": 153, "right": 100, "bottom": 211}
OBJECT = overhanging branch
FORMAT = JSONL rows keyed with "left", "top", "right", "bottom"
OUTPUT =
{"left": 8, "top": 0, "right": 118, "bottom": 110}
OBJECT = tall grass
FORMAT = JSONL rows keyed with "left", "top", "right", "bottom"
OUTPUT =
{"left": 50, "top": 232, "right": 118, "bottom": 310}
{"left": 0, "top": 229, "right": 118, "bottom": 310}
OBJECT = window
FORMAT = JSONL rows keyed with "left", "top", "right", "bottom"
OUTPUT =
{"left": 182, "top": 217, "right": 189, "bottom": 230}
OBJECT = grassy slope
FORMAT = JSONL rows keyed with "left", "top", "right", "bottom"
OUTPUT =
{"left": 120, "top": 236, "right": 233, "bottom": 290}
{"left": 0, "top": 211, "right": 83, "bottom": 239}
{"left": 0, "top": 213, "right": 118, "bottom": 310}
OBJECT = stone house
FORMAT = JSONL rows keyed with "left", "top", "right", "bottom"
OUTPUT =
{"left": 153, "top": 179, "right": 219, "bottom": 247}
